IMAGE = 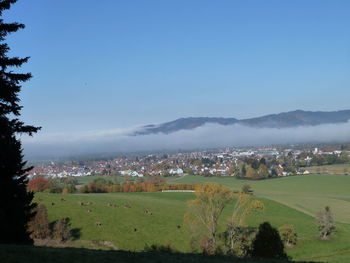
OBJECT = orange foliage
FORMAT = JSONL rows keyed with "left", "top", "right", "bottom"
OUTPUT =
{"left": 80, "top": 180, "right": 195, "bottom": 193}
{"left": 27, "top": 176, "right": 51, "bottom": 192}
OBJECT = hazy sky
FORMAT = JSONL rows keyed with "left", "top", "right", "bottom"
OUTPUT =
{"left": 23, "top": 122, "right": 350, "bottom": 158}
{"left": 4, "top": 0, "right": 350, "bottom": 133}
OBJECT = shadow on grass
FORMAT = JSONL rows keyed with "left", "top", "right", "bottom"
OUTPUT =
{"left": 70, "top": 228, "right": 82, "bottom": 241}
{"left": 0, "top": 244, "right": 320, "bottom": 263}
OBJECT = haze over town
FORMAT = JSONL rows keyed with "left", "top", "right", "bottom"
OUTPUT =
{"left": 23, "top": 120, "right": 350, "bottom": 158}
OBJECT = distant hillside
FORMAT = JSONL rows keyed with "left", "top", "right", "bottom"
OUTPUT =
{"left": 136, "top": 117, "right": 238, "bottom": 135}
{"left": 134, "top": 110, "right": 350, "bottom": 135}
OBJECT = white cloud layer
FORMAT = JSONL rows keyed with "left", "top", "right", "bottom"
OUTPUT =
{"left": 22, "top": 122, "right": 350, "bottom": 158}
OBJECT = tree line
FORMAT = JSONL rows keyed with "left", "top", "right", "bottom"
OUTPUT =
{"left": 27, "top": 176, "right": 196, "bottom": 194}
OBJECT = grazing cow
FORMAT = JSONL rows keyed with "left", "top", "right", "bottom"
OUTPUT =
{"left": 124, "top": 205, "right": 131, "bottom": 208}
{"left": 60, "top": 198, "right": 66, "bottom": 201}
{"left": 95, "top": 221, "right": 102, "bottom": 226}
{"left": 107, "top": 203, "right": 112, "bottom": 207}
{"left": 87, "top": 209, "right": 92, "bottom": 213}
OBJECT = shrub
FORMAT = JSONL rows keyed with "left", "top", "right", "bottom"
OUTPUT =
{"left": 28, "top": 204, "right": 50, "bottom": 239}
{"left": 225, "top": 225, "right": 256, "bottom": 257}
{"left": 241, "top": 184, "right": 252, "bottom": 194}
{"left": 62, "top": 185, "right": 76, "bottom": 194}
{"left": 61, "top": 188, "right": 69, "bottom": 194}
{"left": 52, "top": 218, "right": 72, "bottom": 242}
{"left": 200, "top": 236, "right": 215, "bottom": 255}
{"left": 250, "top": 222, "right": 287, "bottom": 259}
{"left": 279, "top": 225, "right": 297, "bottom": 248}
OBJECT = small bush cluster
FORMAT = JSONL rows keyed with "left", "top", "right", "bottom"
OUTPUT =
{"left": 28, "top": 204, "right": 50, "bottom": 239}
{"left": 279, "top": 225, "right": 298, "bottom": 248}
{"left": 28, "top": 204, "right": 72, "bottom": 242}
{"left": 192, "top": 221, "right": 292, "bottom": 260}
{"left": 52, "top": 218, "right": 72, "bottom": 242}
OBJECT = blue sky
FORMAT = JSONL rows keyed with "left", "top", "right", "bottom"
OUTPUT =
{"left": 4, "top": 0, "right": 350, "bottom": 133}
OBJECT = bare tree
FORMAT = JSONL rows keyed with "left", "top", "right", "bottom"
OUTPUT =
{"left": 226, "top": 193, "right": 264, "bottom": 256}
{"left": 317, "top": 206, "right": 335, "bottom": 240}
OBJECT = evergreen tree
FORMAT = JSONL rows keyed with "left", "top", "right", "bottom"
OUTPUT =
{"left": 250, "top": 222, "right": 287, "bottom": 259}
{"left": 0, "top": 0, "right": 40, "bottom": 244}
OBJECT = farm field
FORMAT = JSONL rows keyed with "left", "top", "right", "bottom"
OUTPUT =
{"left": 76, "top": 175, "right": 128, "bottom": 185}
{"left": 307, "top": 164, "right": 350, "bottom": 175}
{"left": 35, "top": 189, "right": 350, "bottom": 263}
{"left": 166, "top": 174, "right": 350, "bottom": 224}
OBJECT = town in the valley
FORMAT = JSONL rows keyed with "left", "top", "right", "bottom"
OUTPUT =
{"left": 29, "top": 144, "right": 350, "bottom": 180}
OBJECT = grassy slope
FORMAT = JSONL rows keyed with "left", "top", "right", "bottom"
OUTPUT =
{"left": 35, "top": 192, "right": 350, "bottom": 263}
{"left": 166, "top": 174, "right": 350, "bottom": 223}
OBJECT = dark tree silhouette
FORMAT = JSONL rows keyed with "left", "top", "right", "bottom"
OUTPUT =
{"left": 250, "top": 222, "right": 287, "bottom": 259}
{"left": 0, "top": 0, "right": 40, "bottom": 244}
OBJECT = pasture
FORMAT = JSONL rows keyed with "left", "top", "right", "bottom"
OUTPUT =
{"left": 166, "top": 174, "right": 350, "bottom": 224}
{"left": 76, "top": 175, "right": 127, "bottom": 185}
{"left": 35, "top": 189, "right": 350, "bottom": 263}
{"left": 307, "top": 164, "right": 350, "bottom": 175}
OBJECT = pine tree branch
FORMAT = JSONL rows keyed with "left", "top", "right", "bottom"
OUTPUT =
{"left": 0, "top": 0, "right": 17, "bottom": 13}
{"left": 0, "top": 56, "right": 29, "bottom": 68}
{"left": 0, "top": 22, "right": 24, "bottom": 39}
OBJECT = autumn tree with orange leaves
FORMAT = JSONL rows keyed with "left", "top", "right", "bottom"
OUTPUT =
{"left": 185, "top": 183, "right": 233, "bottom": 254}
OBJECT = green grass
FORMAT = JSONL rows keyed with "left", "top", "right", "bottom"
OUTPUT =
{"left": 34, "top": 191, "right": 350, "bottom": 263}
{"left": 166, "top": 174, "right": 350, "bottom": 223}
{"left": 36, "top": 192, "right": 193, "bottom": 252}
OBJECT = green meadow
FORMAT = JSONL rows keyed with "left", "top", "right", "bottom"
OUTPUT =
{"left": 34, "top": 173, "right": 350, "bottom": 263}
{"left": 307, "top": 164, "right": 350, "bottom": 175}
{"left": 76, "top": 175, "right": 127, "bottom": 184}
{"left": 167, "top": 174, "right": 350, "bottom": 223}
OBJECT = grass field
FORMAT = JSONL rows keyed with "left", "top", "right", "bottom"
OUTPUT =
{"left": 166, "top": 174, "right": 350, "bottom": 224}
{"left": 34, "top": 189, "right": 350, "bottom": 263}
{"left": 76, "top": 175, "right": 128, "bottom": 185}
{"left": 307, "top": 164, "right": 350, "bottom": 175}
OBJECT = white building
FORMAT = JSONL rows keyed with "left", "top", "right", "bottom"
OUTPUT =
{"left": 169, "top": 168, "right": 184, "bottom": 175}
{"left": 120, "top": 170, "right": 144, "bottom": 177}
